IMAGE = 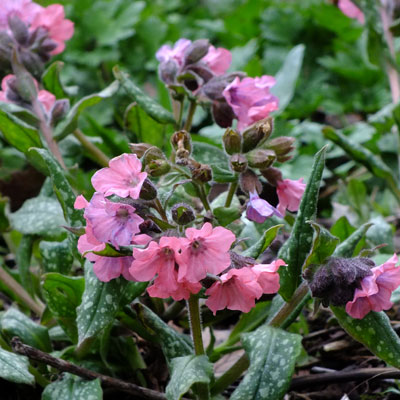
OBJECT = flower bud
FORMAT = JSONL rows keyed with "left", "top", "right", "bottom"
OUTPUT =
{"left": 171, "top": 130, "right": 192, "bottom": 152}
{"left": 242, "top": 117, "right": 273, "bottom": 153}
{"left": 230, "top": 153, "right": 248, "bottom": 173}
{"left": 202, "top": 73, "right": 246, "bottom": 101}
{"left": 159, "top": 59, "right": 178, "bottom": 85}
{"left": 129, "top": 143, "right": 152, "bottom": 158}
{"left": 19, "top": 49, "right": 44, "bottom": 79}
{"left": 50, "top": 99, "right": 70, "bottom": 125}
{"left": 212, "top": 101, "right": 235, "bottom": 128}
{"left": 191, "top": 163, "right": 212, "bottom": 183}
{"left": 246, "top": 149, "right": 276, "bottom": 169}
{"left": 239, "top": 168, "right": 262, "bottom": 194}
{"left": 264, "top": 136, "right": 295, "bottom": 157}
{"left": 139, "top": 178, "right": 158, "bottom": 200}
{"left": 8, "top": 15, "right": 29, "bottom": 46}
{"left": 260, "top": 167, "right": 282, "bottom": 186}
{"left": 184, "top": 39, "right": 210, "bottom": 65}
{"left": 223, "top": 128, "right": 242, "bottom": 155}
{"left": 304, "top": 257, "right": 374, "bottom": 307}
{"left": 145, "top": 159, "right": 171, "bottom": 177}
{"left": 171, "top": 202, "right": 195, "bottom": 225}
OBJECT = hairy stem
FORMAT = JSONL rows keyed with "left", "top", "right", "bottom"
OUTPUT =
{"left": 183, "top": 100, "right": 197, "bottom": 132}
{"left": 73, "top": 129, "right": 110, "bottom": 167}
{"left": 224, "top": 180, "right": 238, "bottom": 208}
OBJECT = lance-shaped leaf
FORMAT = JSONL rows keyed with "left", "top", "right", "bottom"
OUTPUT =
{"left": 242, "top": 224, "right": 284, "bottom": 259}
{"left": 42, "top": 61, "right": 67, "bottom": 99}
{"left": 303, "top": 222, "right": 339, "bottom": 270}
{"left": 42, "top": 374, "right": 102, "bottom": 400}
{"left": 0, "top": 348, "right": 34, "bottom": 385}
{"left": 166, "top": 355, "right": 213, "bottom": 400}
{"left": 2, "top": 307, "right": 51, "bottom": 352}
{"left": 278, "top": 146, "right": 326, "bottom": 301}
{"left": 230, "top": 325, "right": 302, "bottom": 400}
{"left": 42, "top": 273, "right": 85, "bottom": 343}
{"left": 114, "top": 66, "right": 175, "bottom": 124}
{"left": 0, "top": 102, "right": 38, "bottom": 125}
{"left": 333, "top": 223, "right": 372, "bottom": 258}
{"left": 331, "top": 306, "right": 400, "bottom": 368}
{"left": 213, "top": 206, "right": 241, "bottom": 227}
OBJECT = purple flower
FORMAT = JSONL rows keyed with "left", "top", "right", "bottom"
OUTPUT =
{"left": 156, "top": 38, "right": 192, "bottom": 67}
{"left": 246, "top": 190, "right": 282, "bottom": 223}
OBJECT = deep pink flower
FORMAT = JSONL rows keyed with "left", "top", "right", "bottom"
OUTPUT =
{"left": 276, "top": 178, "right": 306, "bottom": 216}
{"left": 338, "top": 0, "right": 364, "bottom": 24}
{"left": 156, "top": 38, "right": 192, "bottom": 67}
{"left": 91, "top": 153, "right": 147, "bottom": 199}
{"left": 346, "top": 254, "right": 400, "bottom": 319}
{"left": 0, "top": 0, "right": 41, "bottom": 30}
{"left": 205, "top": 267, "right": 263, "bottom": 314}
{"left": 223, "top": 75, "right": 279, "bottom": 132}
{"left": 84, "top": 192, "right": 143, "bottom": 249}
{"left": 93, "top": 256, "right": 134, "bottom": 282}
{"left": 252, "top": 259, "right": 286, "bottom": 293}
{"left": 147, "top": 276, "right": 202, "bottom": 301}
{"left": 30, "top": 4, "right": 74, "bottom": 55}
{"left": 177, "top": 222, "right": 236, "bottom": 283}
{"left": 246, "top": 190, "right": 282, "bottom": 223}
{"left": 202, "top": 45, "right": 231, "bottom": 76}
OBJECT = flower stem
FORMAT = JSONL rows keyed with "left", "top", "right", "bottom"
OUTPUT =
{"left": 224, "top": 180, "right": 238, "bottom": 208}
{"left": 197, "top": 184, "right": 211, "bottom": 212}
{"left": 183, "top": 100, "right": 197, "bottom": 132}
{"left": 73, "top": 129, "right": 110, "bottom": 167}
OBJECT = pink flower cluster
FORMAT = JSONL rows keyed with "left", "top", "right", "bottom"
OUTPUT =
{"left": 0, "top": 0, "right": 73, "bottom": 54}
{"left": 346, "top": 254, "right": 400, "bottom": 319}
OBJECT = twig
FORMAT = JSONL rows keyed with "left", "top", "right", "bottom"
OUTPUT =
{"left": 290, "top": 367, "right": 400, "bottom": 390}
{"left": 11, "top": 337, "right": 173, "bottom": 400}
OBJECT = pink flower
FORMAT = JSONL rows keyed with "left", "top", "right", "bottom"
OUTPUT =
{"left": 346, "top": 254, "right": 400, "bottom": 319}
{"left": 338, "top": 0, "right": 364, "bottom": 24}
{"left": 156, "top": 38, "right": 192, "bottom": 67}
{"left": 177, "top": 222, "right": 236, "bottom": 283}
{"left": 246, "top": 190, "right": 282, "bottom": 223}
{"left": 276, "top": 178, "right": 306, "bottom": 216}
{"left": 77, "top": 223, "right": 106, "bottom": 262}
{"left": 91, "top": 153, "right": 147, "bottom": 199}
{"left": 252, "top": 259, "right": 286, "bottom": 293}
{"left": 205, "top": 267, "right": 263, "bottom": 314}
{"left": 30, "top": 4, "right": 74, "bottom": 55}
{"left": 147, "top": 277, "right": 202, "bottom": 301}
{"left": 93, "top": 256, "right": 134, "bottom": 282}
{"left": 0, "top": 0, "right": 41, "bottom": 30}
{"left": 223, "top": 75, "right": 279, "bottom": 132}
{"left": 202, "top": 45, "right": 231, "bottom": 76}
{"left": 84, "top": 192, "right": 143, "bottom": 249}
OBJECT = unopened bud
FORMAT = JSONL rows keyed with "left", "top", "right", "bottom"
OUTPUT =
{"left": 159, "top": 59, "right": 178, "bottom": 85}
{"left": 260, "top": 167, "right": 282, "bottom": 186}
{"left": 264, "top": 136, "right": 295, "bottom": 156}
{"left": 239, "top": 168, "right": 262, "bottom": 194}
{"left": 171, "top": 130, "right": 192, "bottom": 152}
{"left": 171, "top": 202, "right": 195, "bottom": 225}
{"left": 184, "top": 39, "right": 210, "bottom": 65}
{"left": 230, "top": 153, "right": 247, "bottom": 173}
{"left": 19, "top": 49, "right": 44, "bottom": 79}
{"left": 191, "top": 163, "right": 212, "bottom": 183}
{"left": 50, "top": 99, "right": 69, "bottom": 125}
{"left": 223, "top": 128, "right": 241, "bottom": 155}
{"left": 129, "top": 143, "right": 152, "bottom": 158}
{"left": 8, "top": 15, "right": 29, "bottom": 46}
{"left": 145, "top": 159, "right": 171, "bottom": 177}
{"left": 212, "top": 101, "right": 235, "bottom": 128}
{"left": 139, "top": 178, "right": 157, "bottom": 200}
{"left": 246, "top": 149, "right": 276, "bottom": 169}
{"left": 242, "top": 117, "right": 273, "bottom": 153}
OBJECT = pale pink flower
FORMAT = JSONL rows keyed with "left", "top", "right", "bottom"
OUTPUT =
{"left": 202, "top": 45, "right": 232, "bottom": 76}
{"left": 77, "top": 223, "right": 106, "bottom": 262}
{"left": 0, "top": 0, "right": 41, "bottom": 30}
{"left": 30, "top": 4, "right": 74, "bottom": 55}
{"left": 276, "top": 178, "right": 306, "bottom": 216}
{"left": 156, "top": 38, "right": 192, "bottom": 67}
{"left": 93, "top": 256, "right": 134, "bottom": 282}
{"left": 84, "top": 192, "right": 143, "bottom": 249}
{"left": 338, "top": 0, "right": 365, "bottom": 24}
{"left": 177, "top": 222, "right": 236, "bottom": 283}
{"left": 223, "top": 75, "right": 279, "bottom": 132}
{"left": 246, "top": 190, "right": 282, "bottom": 223}
{"left": 205, "top": 267, "right": 263, "bottom": 314}
{"left": 252, "top": 259, "right": 286, "bottom": 293}
{"left": 91, "top": 153, "right": 147, "bottom": 199}
{"left": 346, "top": 254, "right": 400, "bottom": 319}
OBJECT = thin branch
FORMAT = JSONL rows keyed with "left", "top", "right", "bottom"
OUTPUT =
{"left": 11, "top": 337, "right": 173, "bottom": 400}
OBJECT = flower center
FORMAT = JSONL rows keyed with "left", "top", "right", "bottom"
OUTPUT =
{"left": 191, "top": 239, "right": 204, "bottom": 254}
{"left": 116, "top": 207, "right": 130, "bottom": 222}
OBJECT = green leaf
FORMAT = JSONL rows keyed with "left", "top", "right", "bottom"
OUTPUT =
{"left": 42, "top": 61, "right": 67, "bottom": 99}
{"left": 166, "top": 355, "right": 213, "bottom": 400}
{"left": 0, "top": 102, "right": 39, "bottom": 126}
{"left": 304, "top": 222, "right": 339, "bottom": 269}
{"left": 278, "top": 146, "right": 326, "bottom": 300}
{"left": 135, "top": 303, "right": 193, "bottom": 364}
{"left": 0, "top": 347, "right": 34, "bottom": 385}
{"left": 242, "top": 224, "right": 284, "bottom": 259}
{"left": 54, "top": 81, "right": 120, "bottom": 141}
{"left": 330, "top": 216, "right": 356, "bottom": 242}
{"left": 2, "top": 307, "right": 51, "bottom": 352}
{"left": 366, "top": 216, "right": 394, "bottom": 253}
{"left": 331, "top": 306, "right": 400, "bottom": 368}
{"left": 15, "top": 235, "right": 34, "bottom": 295}
{"left": 231, "top": 325, "right": 302, "bottom": 400}
{"left": 333, "top": 222, "right": 372, "bottom": 258}
{"left": 213, "top": 206, "right": 241, "bottom": 227}
{"left": 42, "top": 374, "right": 102, "bottom": 400}
{"left": 39, "top": 239, "right": 74, "bottom": 274}
{"left": 113, "top": 66, "right": 175, "bottom": 124}
{"left": 271, "top": 44, "right": 305, "bottom": 113}
{"left": 42, "top": 273, "right": 85, "bottom": 343}
{"left": 10, "top": 196, "right": 66, "bottom": 240}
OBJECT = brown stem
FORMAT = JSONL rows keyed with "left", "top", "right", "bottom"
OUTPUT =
{"left": 11, "top": 337, "right": 179, "bottom": 400}
{"left": 73, "top": 129, "right": 110, "bottom": 167}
